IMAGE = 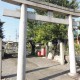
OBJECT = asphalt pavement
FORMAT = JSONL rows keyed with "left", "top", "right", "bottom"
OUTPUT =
{"left": 1, "top": 56, "right": 80, "bottom": 80}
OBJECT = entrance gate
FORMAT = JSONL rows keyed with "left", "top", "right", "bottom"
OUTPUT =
{"left": 1, "top": 0, "right": 80, "bottom": 80}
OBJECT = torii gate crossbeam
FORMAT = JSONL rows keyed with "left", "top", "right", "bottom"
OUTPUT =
{"left": 3, "top": 9, "right": 69, "bottom": 25}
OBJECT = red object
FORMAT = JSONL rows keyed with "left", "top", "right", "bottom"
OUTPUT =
{"left": 41, "top": 48, "right": 46, "bottom": 56}
{"left": 37, "top": 51, "right": 41, "bottom": 57}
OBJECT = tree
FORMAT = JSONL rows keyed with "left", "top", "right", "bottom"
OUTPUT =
{"left": 34, "top": 0, "right": 78, "bottom": 43}
{"left": 27, "top": 20, "right": 38, "bottom": 55}
{"left": 0, "top": 20, "right": 4, "bottom": 39}
{"left": 27, "top": 0, "right": 78, "bottom": 55}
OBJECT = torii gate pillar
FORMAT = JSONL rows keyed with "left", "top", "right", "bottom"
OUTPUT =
{"left": 0, "top": 38, "right": 2, "bottom": 80}
{"left": 17, "top": 4, "right": 27, "bottom": 80}
{"left": 68, "top": 15, "right": 77, "bottom": 76}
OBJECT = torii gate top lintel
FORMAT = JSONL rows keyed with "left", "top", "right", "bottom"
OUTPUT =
{"left": 2, "top": 0, "right": 80, "bottom": 17}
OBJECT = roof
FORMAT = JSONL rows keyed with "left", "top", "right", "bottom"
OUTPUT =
{"left": 2, "top": 0, "right": 80, "bottom": 17}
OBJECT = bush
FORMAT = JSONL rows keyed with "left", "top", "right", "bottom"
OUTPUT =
{"left": 75, "top": 43, "right": 80, "bottom": 55}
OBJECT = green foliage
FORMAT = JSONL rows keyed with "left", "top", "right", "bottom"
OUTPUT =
{"left": 69, "top": 0, "right": 78, "bottom": 9}
{"left": 75, "top": 43, "right": 80, "bottom": 55}
{"left": 28, "top": 21, "right": 67, "bottom": 44}
{"left": 27, "top": 0, "right": 78, "bottom": 44}
{"left": 34, "top": 23, "right": 52, "bottom": 43}
{"left": 0, "top": 20, "right": 4, "bottom": 39}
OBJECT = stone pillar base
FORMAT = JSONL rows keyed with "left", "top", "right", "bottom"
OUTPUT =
{"left": 68, "top": 73, "right": 79, "bottom": 79}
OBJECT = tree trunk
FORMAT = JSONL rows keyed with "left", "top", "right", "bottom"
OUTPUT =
{"left": 29, "top": 41, "right": 35, "bottom": 56}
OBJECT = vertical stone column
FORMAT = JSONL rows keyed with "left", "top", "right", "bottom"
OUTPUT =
{"left": 17, "top": 4, "right": 27, "bottom": 80}
{"left": 45, "top": 44, "right": 48, "bottom": 57}
{"left": 68, "top": 15, "right": 77, "bottom": 76}
{"left": 60, "top": 42, "right": 64, "bottom": 65}
{"left": 0, "top": 38, "right": 2, "bottom": 80}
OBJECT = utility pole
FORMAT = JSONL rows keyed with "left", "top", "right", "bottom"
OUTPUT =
{"left": 0, "top": 38, "right": 2, "bottom": 80}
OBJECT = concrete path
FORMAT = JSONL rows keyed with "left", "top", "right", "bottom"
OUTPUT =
{"left": 1, "top": 56, "right": 80, "bottom": 80}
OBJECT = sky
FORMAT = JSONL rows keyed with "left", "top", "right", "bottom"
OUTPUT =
{"left": 0, "top": 0, "right": 80, "bottom": 42}
{"left": 0, "top": 0, "right": 20, "bottom": 42}
{"left": 0, "top": 0, "right": 34, "bottom": 42}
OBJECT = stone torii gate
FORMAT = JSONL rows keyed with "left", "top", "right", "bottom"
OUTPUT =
{"left": 2, "top": 0, "right": 80, "bottom": 80}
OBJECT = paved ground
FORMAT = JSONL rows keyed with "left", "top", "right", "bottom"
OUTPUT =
{"left": 1, "top": 56, "right": 80, "bottom": 80}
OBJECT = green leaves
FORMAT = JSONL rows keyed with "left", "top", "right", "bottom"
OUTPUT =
{"left": 0, "top": 20, "right": 4, "bottom": 39}
{"left": 69, "top": 0, "right": 78, "bottom": 9}
{"left": 27, "top": 0, "right": 78, "bottom": 44}
{"left": 27, "top": 21, "right": 68, "bottom": 44}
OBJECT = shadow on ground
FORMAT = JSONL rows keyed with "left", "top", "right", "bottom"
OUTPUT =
{"left": 3, "top": 53, "right": 18, "bottom": 59}
{"left": 2, "top": 55, "right": 80, "bottom": 80}
{"left": 2, "top": 67, "right": 70, "bottom": 79}
{"left": 2, "top": 66, "right": 49, "bottom": 79}
{"left": 3, "top": 53, "right": 38, "bottom": 59}
{"left": 40, "top": 70, "right": 69, "bottom": 80}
